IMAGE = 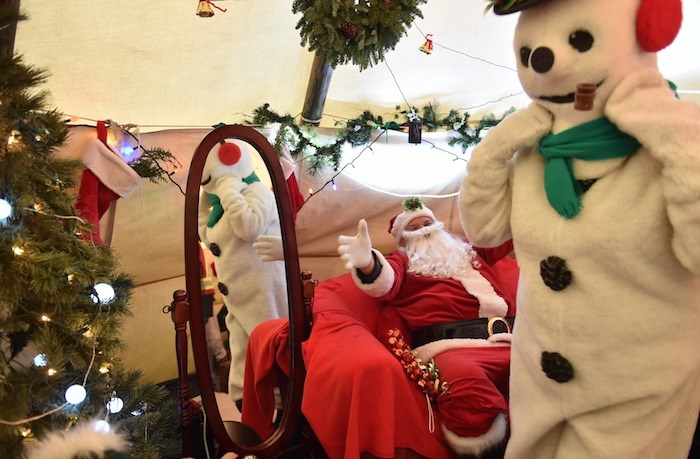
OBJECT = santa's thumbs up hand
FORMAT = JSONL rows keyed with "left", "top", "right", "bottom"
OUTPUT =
{"left": 338, "top": 219, "right": 373, "bottom": 271}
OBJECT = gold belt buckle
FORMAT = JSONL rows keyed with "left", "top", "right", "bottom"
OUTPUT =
{"left": 487, "top": 317, "right": 511, "bottom": 337}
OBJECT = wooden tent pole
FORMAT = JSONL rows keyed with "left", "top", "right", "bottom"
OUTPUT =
{"left": 0, "top": 0, "right": 20, "bottom": 55}
{"left": 300, "top": 53, "right": 334, "bottom": 126}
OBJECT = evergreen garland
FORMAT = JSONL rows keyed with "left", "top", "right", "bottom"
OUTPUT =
{"left": 291, "top": 0, "right": 427, "bottom": 70}
{"left": 249, "top": 103, "right": 507, "bottom": 175}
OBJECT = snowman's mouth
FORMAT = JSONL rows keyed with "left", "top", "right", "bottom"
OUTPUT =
{"left": 201, "top": 175, "right": 212, "bottom": 186}
{"left": 539, "top": 80, "right": 604, "bottom": 104}
{"left": 540, "top": 92, "right": 576, "bottom": 104}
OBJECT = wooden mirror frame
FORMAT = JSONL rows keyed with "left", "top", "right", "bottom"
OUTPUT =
{"left": 183, "top": 125, "right": 306, "bottom": 457}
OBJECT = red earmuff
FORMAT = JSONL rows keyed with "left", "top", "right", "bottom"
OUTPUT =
{"left": 218, "top": 142, "right": 242, "bottom": 165}
{"left": 636, "top": 0, "right": 683, "bottom": 52}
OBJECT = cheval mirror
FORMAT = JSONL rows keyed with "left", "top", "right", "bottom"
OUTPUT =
{"left": 178, "top": 124, "right": 309, "bottom": 458}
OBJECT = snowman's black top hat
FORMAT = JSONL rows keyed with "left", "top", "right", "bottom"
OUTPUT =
{"left": 489, "top": 0, "right": 550, "bottom": 15}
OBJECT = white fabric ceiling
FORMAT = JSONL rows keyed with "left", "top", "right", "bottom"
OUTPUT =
{"left": 14, "top": 0, "right": 700, "bottom": 131}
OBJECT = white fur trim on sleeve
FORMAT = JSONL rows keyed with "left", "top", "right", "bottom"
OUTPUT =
{"left": 413, "top": 337, "right": 510, "bottom": 363}
{"left": 442, "top": 412, "right": 507, "bottom": 456}
{"left": 350, "top": 249, "right": 395, "bottom": 298}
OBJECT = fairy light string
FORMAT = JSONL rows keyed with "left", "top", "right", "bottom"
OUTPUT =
{"left": 0, "top": 341, "right": 99, "bottom": 426}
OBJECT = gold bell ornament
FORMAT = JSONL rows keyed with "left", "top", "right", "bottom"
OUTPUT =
{"left": 196, "top": 0, "right": 215, "bottom": 17}
{"left": 419, "top": 34, "right": 434, "bottom": 55}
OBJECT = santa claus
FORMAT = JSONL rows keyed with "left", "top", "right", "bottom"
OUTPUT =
{"left": 338, "top": 197, "right": 518, "bottom": 457}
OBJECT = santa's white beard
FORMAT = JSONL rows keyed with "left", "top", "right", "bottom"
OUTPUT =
{"left": 402, "top": 223, "right": 476, "bottom": 279}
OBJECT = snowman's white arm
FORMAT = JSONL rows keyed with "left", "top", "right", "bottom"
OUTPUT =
{"left": 197, "top": 189, "right": 212, "bottom": 245}
{"left": 459, "top": 103, "right": 553, "bottom": 247}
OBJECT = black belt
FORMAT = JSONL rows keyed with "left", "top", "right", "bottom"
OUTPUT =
{"left": 411, "top": 316, "right": 515, "bottom": 348}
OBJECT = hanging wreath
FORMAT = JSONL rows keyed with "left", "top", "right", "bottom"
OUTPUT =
{"left": 291, "top": 0, "right": 427, "bottom": 71}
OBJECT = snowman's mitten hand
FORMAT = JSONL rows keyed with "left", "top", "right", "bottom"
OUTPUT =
{"left": 253, "top": 234, "right": 284, "bottom": 262}
{"left": 478, "top": 103, "right": 553, "bottom": 161}
{"left": 215, "top": 174, "right": 247, "bottom": 195}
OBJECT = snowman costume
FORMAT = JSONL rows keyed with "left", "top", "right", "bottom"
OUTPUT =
{"left": 460, "top": 1, "right": 700, "bottom": 458}
{"left": 198, "top": 140, "right": 287, "bottom": 401}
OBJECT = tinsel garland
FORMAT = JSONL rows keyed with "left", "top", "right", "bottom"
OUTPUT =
{"left": 248, "top": 103, "right": 505, "bottom": 175}
{"left": 386, "top": 328, "right": 449, "bottom": 402}
{"left": 291, "top": 0, "right": 427, "bottom": 71}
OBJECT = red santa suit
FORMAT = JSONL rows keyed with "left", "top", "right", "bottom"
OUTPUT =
{"left": 350, "top": 225, "right": 517, "bottom": 456}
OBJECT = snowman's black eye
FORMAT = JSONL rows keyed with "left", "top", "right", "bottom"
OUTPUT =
{"left": 569, "top": 30, "right": 594, "bottom": 53}
{"left": 520, "top": 46, "right": 532, "bottom": 67}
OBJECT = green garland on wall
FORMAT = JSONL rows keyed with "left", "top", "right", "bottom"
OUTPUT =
{"left": 291, "top": 0, "right": 427, "bottom": 70}
{"left": 248, "top": 103, "right": 507, "bottom": 175}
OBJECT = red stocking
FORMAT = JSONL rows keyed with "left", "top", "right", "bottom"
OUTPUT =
{"left": 74, "top": 121, "right": 122, "bottom": 245}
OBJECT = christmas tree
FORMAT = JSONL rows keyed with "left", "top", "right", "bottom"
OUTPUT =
{"left": 0, "top": 6, "right": 178, "bottom": 458}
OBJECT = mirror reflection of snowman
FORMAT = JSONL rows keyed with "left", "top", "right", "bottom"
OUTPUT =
{"left": 198, "top": 140, "right": 288, "bottom": 406}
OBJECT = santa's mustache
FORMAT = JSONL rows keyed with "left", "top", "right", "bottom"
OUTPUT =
{"left": 401, "top": 221, "right": 444, "bottom": 241}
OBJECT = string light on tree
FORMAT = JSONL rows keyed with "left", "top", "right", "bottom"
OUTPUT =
{"left": 107, "top": 395, "right": 124, "bottom": 414}
{"left": 0, "top": 197, "right": 12, "bottom": 220}
{"left": 7, "top": 130, "right": 20, "bottom": 145}
{"left": 33, "top": 354, "right": 48, "bottom": 367}
{"left": 65, "top": 384, "right": 87, "bottom": 405}
{"left": 91, "top": 283, "right": 115, "bottom": 304}
{"left": 93, "top": 420, "right": 110, "bottom": 433}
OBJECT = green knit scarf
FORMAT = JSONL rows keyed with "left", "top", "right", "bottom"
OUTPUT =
{"left": 538, "top": 117, "right": 640, "bottom": 219}
{"left": 206, "top": 171, "right": 260, "bottom": 228}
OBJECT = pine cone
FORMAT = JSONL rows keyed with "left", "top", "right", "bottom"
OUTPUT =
{"left": 340, "top": 21, "right": 359, "bottom": 40}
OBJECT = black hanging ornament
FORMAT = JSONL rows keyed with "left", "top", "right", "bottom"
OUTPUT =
{"left": 408, "top": 113, "right": 422, "bottom": 144}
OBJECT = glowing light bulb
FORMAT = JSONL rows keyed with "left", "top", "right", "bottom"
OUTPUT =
{"left": 65, "top": 384, "right": 87, "bottom": 404}
{"left": 120, "top": 145, "right": 135, "bottom": 157}
{"left": 93, "top": 420, "right": 110, "bottom": 433}
{"left": 92, "top": 283, "right": 115, "bottom": 304}
{"left": 12, "top": 246, "right": 24, "bottom": 256}
{"left": 0, "top": 198, "right": 11, "bottom": 220}
{"left": 40, "top": 314, "right": 51, "bottom": 322}
{"left": 33, "top": 354, "right": 48, "bottom": 367}
{"left": 99, "top": 364, "right": 111, "bottom": 374}
{"left": 107, "top": 396, "right": 124, "bottom": 413}
{"left": 20, "top": 427, "right": 31, "bottom": 437}
{"left": 47, "top": 368, "right": 57, "bottom": 376}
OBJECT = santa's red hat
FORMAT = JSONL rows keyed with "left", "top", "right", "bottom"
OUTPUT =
{"left": 388, "top": 197, "right": 436, "bottom": 244}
